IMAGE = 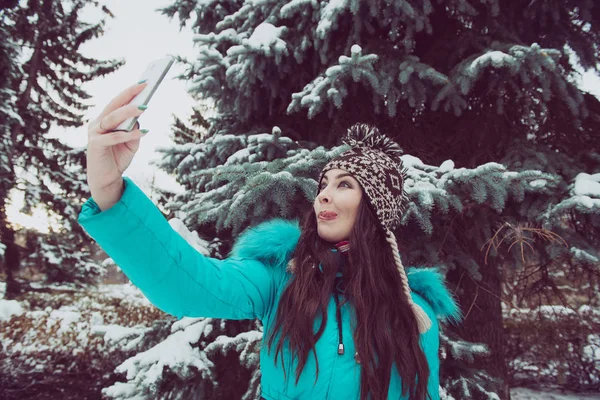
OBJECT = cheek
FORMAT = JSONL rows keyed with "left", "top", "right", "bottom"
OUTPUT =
{"left": 342, "top": 193, "right": 362, "bottom": 218}
{"left": 352, "top": 191, "right": 363, "bottom": 211}
{"left": 350, "top": 203, "right": 361, "bottom": 220}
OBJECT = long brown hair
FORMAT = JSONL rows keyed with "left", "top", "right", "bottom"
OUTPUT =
{"left": 266, "top": 198, "right": 431, "bottom": 400}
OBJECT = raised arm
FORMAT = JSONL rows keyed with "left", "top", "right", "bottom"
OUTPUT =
{"left": 78, "top": 177, "right": 280, "bottom": 321}
{"left": 81, "top": 83, "right": 281, "bottom": 321}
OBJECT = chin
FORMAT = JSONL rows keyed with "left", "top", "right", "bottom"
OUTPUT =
{"left": 317, "top": 226, "right": 346, "bottom": 243}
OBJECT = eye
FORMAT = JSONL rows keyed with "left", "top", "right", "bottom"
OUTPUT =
{"left": 319, "top": 181, "right": 328, "bottom": 191}
{"left": 339, "top": 180, "right": 352, "bottom": 188}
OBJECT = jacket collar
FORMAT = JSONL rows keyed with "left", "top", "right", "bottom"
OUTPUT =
{"left": 230, "top": 219, "right": 461, "bottom": 324}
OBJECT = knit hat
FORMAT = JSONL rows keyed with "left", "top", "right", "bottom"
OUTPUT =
{"left": 318, "top": 123, "right": 432, "bottom": 334}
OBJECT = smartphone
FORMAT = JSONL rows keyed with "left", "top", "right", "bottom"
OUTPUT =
{"left": 114, "top": 57, "right": 174, "bottom": 132}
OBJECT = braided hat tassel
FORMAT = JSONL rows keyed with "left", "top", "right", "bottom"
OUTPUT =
{"left": 385, "top": 229, "right": 432, "bottom": 334}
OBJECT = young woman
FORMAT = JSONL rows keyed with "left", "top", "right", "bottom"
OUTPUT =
{"left": 79, "top": 82, "right": 461, "bottom": 400}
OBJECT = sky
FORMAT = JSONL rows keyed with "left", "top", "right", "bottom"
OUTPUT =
{"left": 6, "top": 1, "right": 600, "bottom": 233}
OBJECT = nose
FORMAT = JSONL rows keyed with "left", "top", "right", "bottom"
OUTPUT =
{"left": 317, "top": 186, "right": 331, "bottom": 204}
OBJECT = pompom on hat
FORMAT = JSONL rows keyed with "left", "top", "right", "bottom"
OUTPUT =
{"left": 319, "top": 123, "right": 432, "bottom": 334}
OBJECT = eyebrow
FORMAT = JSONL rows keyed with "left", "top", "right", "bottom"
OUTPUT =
{"left": 322, "top": 172, "right": 354, "bottom": 181}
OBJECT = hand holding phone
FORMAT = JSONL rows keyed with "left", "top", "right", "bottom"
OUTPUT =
{"left": 113, "top": 57, "right": 174, "bottom": 132}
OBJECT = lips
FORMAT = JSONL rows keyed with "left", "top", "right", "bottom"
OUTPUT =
{"left": 319, "top": 211, "right": 337, "bottom": 220}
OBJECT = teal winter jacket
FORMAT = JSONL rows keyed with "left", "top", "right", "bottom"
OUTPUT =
{"left": 78, "top": 177, "right": 461, "bottom": 400}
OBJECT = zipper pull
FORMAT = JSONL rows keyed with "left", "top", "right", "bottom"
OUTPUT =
{"left": 338, "top": 343, "right": 345, "bottom": 355}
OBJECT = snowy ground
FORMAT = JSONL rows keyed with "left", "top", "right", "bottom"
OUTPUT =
{"left": 0, "top": 281, "right": 168, "bottom": 399}
{"left": 1, "top": 281, "right": 160, "bottom": 358}
{"left": 511, "top": 387, "right": 600, "bottom": 399}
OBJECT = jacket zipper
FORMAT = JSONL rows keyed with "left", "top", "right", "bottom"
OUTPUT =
{"left": 333, "top": 290, "right": 344, "bottom": 355}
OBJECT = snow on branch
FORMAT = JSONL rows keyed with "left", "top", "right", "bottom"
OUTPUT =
{"left": 288, "top": 44, "right": 379, "bottom": 118}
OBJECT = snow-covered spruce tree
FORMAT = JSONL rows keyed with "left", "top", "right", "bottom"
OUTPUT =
{"left": 22, "top": 225, "right": 105, "bottom": 285}
{"left": 115, "top": 1, "right": 600, "bottom": 398}
{"left": 499, "top": 141, "right": 600, "bottom": 391}
{"left": 162, "top": 0, "right": 599, "bottom": 159}
{"left": 0, "top": 0, "right": 23, "bottom": 291}
{"left": 0, "top": 0, "right": 123, "bottom": 296}
{"left": 156, "top": 123, "right": 340, "bottom": 236}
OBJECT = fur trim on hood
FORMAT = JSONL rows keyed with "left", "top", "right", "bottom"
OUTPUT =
{"left": 231, "top": 219, "right": 461, "bottom": 324}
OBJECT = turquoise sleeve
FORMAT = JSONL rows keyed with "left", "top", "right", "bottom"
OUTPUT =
{"left": 414, "top": 294, "right": 441, "bottom": 400}
{"left": 77, "top": 177, "right": 277, "bottom": 321}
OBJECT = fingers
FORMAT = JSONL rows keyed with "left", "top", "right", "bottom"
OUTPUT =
{"left": 97, "top": 81, "right": 147, "bottom": 120}
{"left": 91, "top": 128, "right": 147, "bottom": 148}
{"left": 93, "top": 103, "right": 146, "bottom": 133}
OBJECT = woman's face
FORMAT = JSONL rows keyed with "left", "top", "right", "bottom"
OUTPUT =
{"left": 314, "top": 168, "right": 363, "bottom": 243}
